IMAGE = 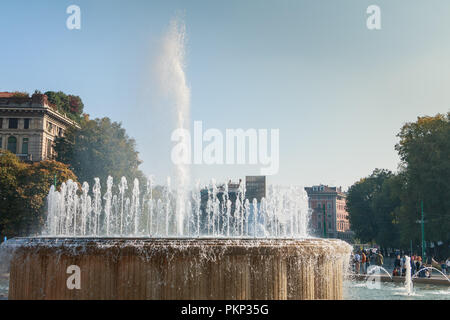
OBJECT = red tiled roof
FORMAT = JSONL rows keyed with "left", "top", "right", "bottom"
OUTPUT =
{"left": 0, "top": 92, "right": 15, "bottom": 98}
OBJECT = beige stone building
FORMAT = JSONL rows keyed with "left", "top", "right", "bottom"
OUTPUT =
{"left": 0, "top": 92, "right": 79, "bottom": 162}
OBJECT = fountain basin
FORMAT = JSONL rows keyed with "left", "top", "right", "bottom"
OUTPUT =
{"left": 6, "top": 237, "right": 351, "bottom": 300}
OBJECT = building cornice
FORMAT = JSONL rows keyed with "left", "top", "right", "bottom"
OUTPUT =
{"left": 0, "top": 106, "right": 80, "bottom": 129}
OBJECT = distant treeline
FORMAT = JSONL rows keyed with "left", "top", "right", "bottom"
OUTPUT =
{"left": 347, "top": 113, "right": 450, "bottom": 259}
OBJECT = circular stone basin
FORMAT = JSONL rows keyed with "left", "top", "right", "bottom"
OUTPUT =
{"left": 5, "top": 237, "right": 351, "bottom": 300}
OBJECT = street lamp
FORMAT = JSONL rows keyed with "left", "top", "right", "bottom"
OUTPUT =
{"left": 415, "top": 200, "right": 426, "bottom": 260}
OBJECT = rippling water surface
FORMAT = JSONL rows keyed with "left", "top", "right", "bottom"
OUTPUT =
{"left": 344, "top": 280, "right": 450, "bottom": 300}
{"left": 1, "top": 276, "right": 449, "bottom": 300}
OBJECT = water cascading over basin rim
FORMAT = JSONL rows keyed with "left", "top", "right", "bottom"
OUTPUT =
{"left": 6, "top": 237, "right": 352, "bottom": 300}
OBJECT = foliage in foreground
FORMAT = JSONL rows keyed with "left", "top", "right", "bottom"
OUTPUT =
{"left": 0, "top": 151, "right": 77, "bottom": 238}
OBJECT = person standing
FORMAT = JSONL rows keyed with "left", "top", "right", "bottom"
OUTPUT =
{"left": 410, "top": 255, "right": 416, "bottom": 275}
{"left": 416, "top": 256, "right": 422, "bottom": 272}
{"left": 354, "top": 251, "right": 361, "bottom": 274}
{"left": 376, "top": 251, "right": 384, "bottom": 266}
{"left": 394, "top": 255, "right": 401, "bottom": 270}
{"left": 365, "top": 250, "right": 371, "bottom": 274}
{"left": 401, "top": 255, "right": 407, "bottom": 276}
{"left": 445, "top": 257, "right": 450, "bottom": 275}
{"left": 361, "top": 251, "right": 366, "bottom": 274}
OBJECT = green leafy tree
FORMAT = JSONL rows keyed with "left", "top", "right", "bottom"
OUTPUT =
{"left": 346, "top": 169, "right": 401, "bottom": 246}
{"left": 54, "top": 116, "right": 145, "bottom": 188}
{"left": 347, "top": 113, "right": 449, "bottom": 257}
{"left": 395, "top": 113, "right": 450, "bottom": 250}
{"left": 44, "top": 91, "right": 84, "bottom": 123}
{"left": 371, "top": 173, "right": 402, "bottom": 248}
{"left": 0, "top": 151, "right": 77, "bottom": 237}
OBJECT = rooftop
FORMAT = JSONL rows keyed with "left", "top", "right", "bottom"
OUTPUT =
{"left": 0, "top": 92, "right": 80, "bottom": 128}
{"left": 0, "top": 92, "right": 15, "bottom": 98}
{"left": 304, "top": 184, "right": 346, "bottom": 195}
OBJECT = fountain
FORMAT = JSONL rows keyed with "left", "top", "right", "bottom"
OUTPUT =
{"left": 4, "top": 177, "right": 351, "bottom": 299}
{"left": 405, "top": 256, "right": 413, "bottom": 295}
{"left": 1, "top": 17, "right": 352, "bottom": 300}
{"left": 367, "top": 265, "right": 393, "bottom": 280}
{"left": 412, "top": 267, "right": 450, "bottom": 283}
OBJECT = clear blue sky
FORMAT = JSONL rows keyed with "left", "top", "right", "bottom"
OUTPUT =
{"left": 1, "top": 0, "right": 450, "bottom": 188}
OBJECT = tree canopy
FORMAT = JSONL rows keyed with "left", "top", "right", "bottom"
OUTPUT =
{"left": 54, "top": 116, "right": 145, "bottom": 188}
{"left": 395, "top": 113, "right": 450, "bottom": 246}
{"left": 347, "top": 113, "right": 450, "bottom": 257}
{"left": 346, "top": 169, "right": 401, "bottom": 247}
{"left": 0, "top": 151, "right": 77, "bottom": 238}
{"left": 44, "top": 91, "right": 84, "bottom": 123}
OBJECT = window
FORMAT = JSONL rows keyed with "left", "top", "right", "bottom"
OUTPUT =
{"left": 22, "top": 138, "right": 29, "bottom": 154}
{"left": 24, "top": 118, "right": 30, "bottom": 129}
{"left": 0, "top": 118, "right": 2, "bottom": 129}
{"left": 7, "top": 136, "right": 17, "bottom": 153}
{"left": 317, "top": 203, "right": 321, "bottom": 209}
{"left": 0, "top": 137, "right": 2, "bottom": 149}
{"left": 328, "top": 203, "right": 332, "bottom": 209}
{"left": 9, "top": 118, "right": 18, "bottom": 129}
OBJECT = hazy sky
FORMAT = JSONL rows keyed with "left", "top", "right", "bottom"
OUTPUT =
{"left": 1, "top": 0, "right": 449, "bottom": 188}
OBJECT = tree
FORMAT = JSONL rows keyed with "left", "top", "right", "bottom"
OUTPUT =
{"left": 346, "top": 169, "right": 401, "bottom": 246}
{"left": 371, "top": 173, "right": 402, "bottom": 248}
{"left": 44, "top": 91, "right": 84, "bottom": 123}
{"left": 54, "top": 116, "right": 145, "bottom": 189}
{"left": 347, "top": 113, "right": 450, "bottom": 258}
{"left": 395, "top": 113, "right": 450, "bottom": 252}
{"left": 0, "top": 151, "right": 77, "bottom": 237}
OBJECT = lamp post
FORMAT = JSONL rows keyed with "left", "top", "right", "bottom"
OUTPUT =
{"left": 421, "top": 200, "right": 426, "bottom": 260}
{"left": 415, "top": 200, "right": 426, "bottom": 260}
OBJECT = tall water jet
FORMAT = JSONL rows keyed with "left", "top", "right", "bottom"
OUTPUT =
{"left": 157, "top": 17, "right": 191, "bottom": 236}
{"left": 405, "top": 256, "right": 413, "bottom": 295}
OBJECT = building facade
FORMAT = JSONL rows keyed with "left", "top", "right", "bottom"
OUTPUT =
{"left": 0, "top": 92, "right": 79, "bottom": 162}
{"left": 304, "top": 185, "right": 353, "bottom": 241}
{"left": 245, "top": 176, "right": 266, "bottom": 202}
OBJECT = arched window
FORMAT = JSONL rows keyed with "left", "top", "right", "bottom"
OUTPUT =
{"left": 7, "top": 136, "right": 17, "bottom": 153}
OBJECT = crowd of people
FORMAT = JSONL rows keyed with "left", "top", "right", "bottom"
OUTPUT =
{"left": 352, "top": 248, "right": 450, "bottom": 278}
{"left": 351, "top": 249, "right": 384, "bottom": 274}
